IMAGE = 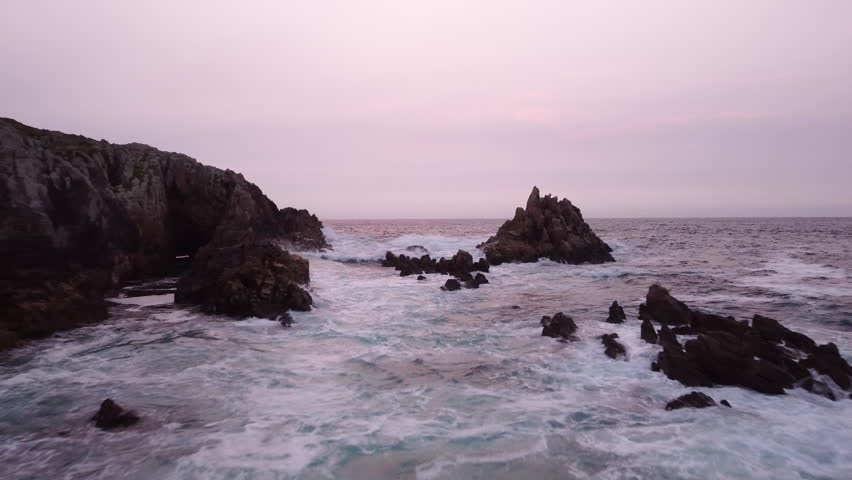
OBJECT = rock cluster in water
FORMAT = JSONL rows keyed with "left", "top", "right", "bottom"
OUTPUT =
{"left": 0, "top": 118, "right": 326, "bottom": 350}
{"left": 640, "top": 284, "right": 852, "bottom": 400}
{"left": 381, "top": 249, "right": 490, "bottom": 290}
{"left": 478, "top": 186, "right": 614, "bottom": 265}
{"left": 541, "top": 312, "right": 578, "bottom": 341}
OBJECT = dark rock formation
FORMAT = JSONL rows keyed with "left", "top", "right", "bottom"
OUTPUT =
{"left": 606, "top": 301, "right": 627, "bottom": 324}
{"left": 640, "top": 318, "right": 658, "bottom": 344}
{"left": 382, "top": 250, "right": 489, "bottom": 282}
{"left": 478, "top": 186, "right": 613, "bottom": 265}
{"left": 175, "top": 242, "right": 312, "bottom": 318}
{"left": 601, "top": 333, "right": 627, "bottom": 359}
{"left": 91, "top": 399, "right": 140, "bottom": 429}
{"left": 416, "top": 275, "right": 427, "bottom": 280}
{"left": 664, "top": 392, "right": 717, "bottom": 411}
{"left": 441, "top": 279, "right": 461, "bottom": 291}
{"left": 638, "top": 284, "right": 692, "bottom": 326}
{"left": 645, "top": 285, "right": 852, "bottom": 399}
{"left": 0, "top": 118, "right": 325, "bottom": 349}
{"left": 474, "top": 273, "right": 489, "bottom": 285}
{"left": 277, "top": 208, "right": 329, "bottom": 251}
{"left": 720, "top": 399, "right": 732, "bottom": 407}
{"left": 541, "top": 312, "right": 578, "bottom": 341}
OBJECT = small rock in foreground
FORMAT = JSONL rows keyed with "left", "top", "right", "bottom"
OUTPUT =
{"left": 91, "top": 399, "right": 140, "bottom": 429}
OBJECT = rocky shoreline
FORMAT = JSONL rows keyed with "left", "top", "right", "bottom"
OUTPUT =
{"left": 0, "top": 118, "right": 326, "bottom": 351}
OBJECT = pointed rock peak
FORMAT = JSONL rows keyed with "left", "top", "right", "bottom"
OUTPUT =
{"left": 526, "top": 186, "right": 541, "bottom": 211}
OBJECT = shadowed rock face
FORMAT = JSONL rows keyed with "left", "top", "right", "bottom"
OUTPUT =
{"left": 644, "top": 285, "right": 852, "bottom": 399}
{"left": 479, "top": 186, "right": 613, "bottom": 265}
{"left": 0, "top": 118, "right": 326, "bottom": 349}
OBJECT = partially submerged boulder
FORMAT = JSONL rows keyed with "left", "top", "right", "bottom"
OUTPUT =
{"left": 441, "top": 279, "right": 461, "bottom": 291}
{"left": 175, "top": 242, "right": 312, "bottom": 318}
{"left": 601, "top": 333, "right": 627, "bottom": 359}
{"left": 664, "top": 392, "right": 717, "bottom": 411}
{"left": 606, "top": 301, "right": 627, "bottom": 324}
{"left": 640, "top": 318, "right": 658, "bottom": 344}
{"left": 541, "top": 312, "right": 578, "bottom": 341}
{"left": 478, "top": 186, "right": 613, "bottom": 265}
{"left": 91, "top": 399, "right": 140, "bottom": 429}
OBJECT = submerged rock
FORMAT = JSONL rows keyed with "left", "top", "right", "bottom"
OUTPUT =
{"left": 416, "top": 275, "right": 427, "bottom": 281}
{"left": 441, "top": 279, "right": 461, "bottom": 291}
{"left": 665, "top": 392, "right": 717, "bottom": 411}
{"left": 91, "top": 399, "right": 140, "bottom": 429}
{"left": 601, "top": 333, "right": 627, "bottom": 359}
{"left": 606, "top": 301, "right": 627, "bottom": 324}
{"left": 478, "top": 186, "right": 613, "bottom": 265}
{"left": 474, "top": 273, "right": 489, "bottom": 285}
{"left": 541, "top": 312, "right": 578, "bottom": 341}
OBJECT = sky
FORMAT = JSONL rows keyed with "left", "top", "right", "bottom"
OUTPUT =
{"left": 2, "top": 0, "right": 851, "bottom": 218}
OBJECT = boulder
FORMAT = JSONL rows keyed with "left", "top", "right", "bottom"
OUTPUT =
{"left": 474, "top": 273, "right": 489, "bottom": 285}
{"left": 416, "top": 275, "right": 427, "bottom": 281}
{"left": 640, "top": 318, "right": 658, "bottom": 344}
{"left": 601, "top": 333, "right": 627, "bottom": 359}
{"left": 664, "top": 392, "right": 717, "bottom": 411}
{"left": 642, "top": 284, "right": 692, "bottom": 326}
{"left": 441, "top": 279, "right": 461, "bottom": 291}
{"left": 175, "top": 242, "right": 312, "bottom": 318}
{"left": 606, "top": 301, "right": 627, "bottom": 323}
{"left": 541, "top": 312, "right": 578, "bottom": 340}
{"left": 479, "top": 187, "right": 613, "bottom": 265}
{"left": 91, "top": 399, "right": 140, "bottom": 429}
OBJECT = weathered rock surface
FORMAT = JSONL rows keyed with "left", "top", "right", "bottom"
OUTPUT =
{"left": 91, "top": 399, "right": 140, "bottom": 429}
{"left": 601, "top": 333, "right": 627, "bottom": 359}
{"left": 664, "top": 392, "right": 717, "bottom": 411}
{"left": 644, "top": 285, "right": 852, "bottom": 399}
{"left": 640, "top": 318, "right": 659, "bottom": 344}
{"left": 541, "top": 312, "right": 578, "bottom": 341}
{"left": 175, "top": 242, "right": 312, "bottom": 318}
{"left": 606, "top": 301, "right": 627, "bottom": 324}
{"left": 0, "top": 118, "right": 325, "bottom": 349}
{"left": 478, "top": 186, "right": 613, "bottom": 265}
{"left": 382, "top": 250, "right": 489, "bottom": 287}
{"left": 441, "top": 279, "right": 461, "bottom": 291}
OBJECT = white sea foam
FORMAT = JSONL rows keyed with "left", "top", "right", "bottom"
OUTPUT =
{"left": 3, "top": 222, "right": 852, "bottom": 479}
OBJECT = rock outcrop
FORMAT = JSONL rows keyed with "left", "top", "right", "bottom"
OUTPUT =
{"left": 0, "top": 118, "right": 326, "bottom": 350}
{"left": 91, "top": 399, "right": 140, "bottom": 429}
{"left": 478, "top": 187, "right": 613, "bottom": 265}
{"left": 606, "top": 301, "right": 626, "bottom": 324}
{"left": 642, "top": 285, "right": 852, "bottom": 399}
{"left": 601, "top": 333, "right": 627, "bottom": 359}
{"left": 541, "top": 312, "right": 578, "bottom": 341}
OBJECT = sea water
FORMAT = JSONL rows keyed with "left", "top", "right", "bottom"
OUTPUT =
{"left": 1, "top": 218, "right": 851, "bottom": 479}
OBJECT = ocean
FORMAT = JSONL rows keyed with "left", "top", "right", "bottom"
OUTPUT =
{"left": 1, "top": 218, "right": 851, "bottom": 479}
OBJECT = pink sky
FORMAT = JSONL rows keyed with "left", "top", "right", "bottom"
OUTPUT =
{"left": 3, "top": 0, "right": 851, "bottom": 218}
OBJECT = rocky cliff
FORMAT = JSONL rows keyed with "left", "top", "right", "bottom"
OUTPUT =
{"left": 479, "top": 187, "right": 614, "bottom": 265}
{"left": 0, "top": 118, "right": 326, "bottom": 350}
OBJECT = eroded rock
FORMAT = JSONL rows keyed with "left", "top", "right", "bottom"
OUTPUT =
{"left": 541, "top": 312, "right": 578, "bottom": 341}
{"left": 91, "top": 399, "right": 140, "bottom": 429}
{"left": 665, "top": 392, "right": 717, "bottom": 411}
{"left": 479, "top": 186, "right": 613, "bottom": 265}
